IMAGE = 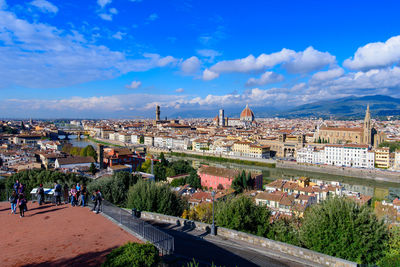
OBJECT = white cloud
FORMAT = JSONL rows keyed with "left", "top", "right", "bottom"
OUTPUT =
{"left": 310, "top": 68, "right": 344, "bottom": 83}
{"left": 0, "top": 0, "right": 7, "bottom": 10}
{"left": 125, "top": 80, "right": 141, "bottom": 89}
{"left": 148, "top": 13, "right": 158, "bottom": 21}
{"left": 109, "top": 8, "right": 118, "bottom": 14}
{"left": 283, "top": 46, "right": 336, "bottom": 74}
{"left": 99, "top": 13, "right": 112, "bottom": 21}
{"left": 196, "top": 49, "right": 221, "bottom": 62}
{"left": 180, "top": 56, "right": 201, "bottom": 74}
{"left": 343, "top": 35, "right": 400, "bottom": 70}
{"left": 206, "top": 47, "right": 335, "bottom": 79}
{"left": 202, "top": 69, "right": 219, "bottom": 80}
{"left": 30, "top": 0, "right": 58, "bottom": 14}
{"left": 97, "top": 0, "right": 112, "bottom": 8}
{"left": 175, "top": 88, "right": 184, "bottom": 93}
{"left": 209, "top": 48, "right": 295, "bottom": 73}
{"left": 0, "top": 9, "right": 178, "bottom": 88}
{"left": 246, "top": 71, "right": 284, "bottom": 86}
{"left": 112, "top": 31, "right": 126, "bottom": 40}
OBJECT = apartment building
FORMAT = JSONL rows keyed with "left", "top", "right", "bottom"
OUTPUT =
{"left": 375, "top": 147, "right": 390, "bottom": 169}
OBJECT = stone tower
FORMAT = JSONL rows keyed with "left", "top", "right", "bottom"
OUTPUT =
{"left": 156, "top": 105, "right": 160, "bottom": 121}
{"left": 363, "top": 104, "right": 372, "bottom": 145}
{"left": 219, "top": 109, "right": 225, "bottom": 127}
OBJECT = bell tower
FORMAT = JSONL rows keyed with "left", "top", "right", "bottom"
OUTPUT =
{"left": 363, "top": 104, "right": 371, "bottom": 145}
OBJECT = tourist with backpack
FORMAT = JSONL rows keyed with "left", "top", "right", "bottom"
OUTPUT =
{"left": 37, "top": 184, "right": 45, "bottom": 205}
{"left": 9, "top": 191, "right": 17, "bottom": 214}
{"left": 54, "top": 182, "right": 62, "bottom": 206}
{"left": 17, "top": 193, "right": 27, "bottom": 218}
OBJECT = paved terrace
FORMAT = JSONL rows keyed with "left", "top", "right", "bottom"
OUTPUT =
{"left": 0, "top": 201, "right": 141, "bottom": 267}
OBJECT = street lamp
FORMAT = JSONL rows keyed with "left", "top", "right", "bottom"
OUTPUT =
{"left": 211, "top": 190, "right": 216, "bottom": 235}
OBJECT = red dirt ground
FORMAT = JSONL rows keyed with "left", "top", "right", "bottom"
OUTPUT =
{"left": 0, "top": 201, "right": 142, "bottom": 267}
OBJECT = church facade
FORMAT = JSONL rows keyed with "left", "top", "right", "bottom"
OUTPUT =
{"left": 317, "top": 105, "right": 384, "bottom": 147}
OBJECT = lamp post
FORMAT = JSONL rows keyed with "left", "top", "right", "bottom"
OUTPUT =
{"left": 211, "top": 190, "right": 216, "bottom": 235}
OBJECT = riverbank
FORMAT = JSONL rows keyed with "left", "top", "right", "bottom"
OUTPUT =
{"left": 87, "top": 136, "right": 124, "bottom": 147}
{"left": 169, "top": 151, "right": 276, "bottom": 168}
{"left": 277, "top": 161, "right": 400, "bottom": 184}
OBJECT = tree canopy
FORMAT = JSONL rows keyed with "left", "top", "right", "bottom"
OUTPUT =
{"left": 299, "top": 197, "right": 388, "bottom": 264}
{"left": 126, "top": 180, "right": 188, "bottom": 216}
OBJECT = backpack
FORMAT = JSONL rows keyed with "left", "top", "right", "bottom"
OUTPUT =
{"left": 9, "top": 195, "right": 15, "bottom": 203}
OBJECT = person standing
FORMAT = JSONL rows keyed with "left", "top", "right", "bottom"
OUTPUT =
{"left": 9, "top": 191, "right": 17, "bottom": 214}
{"left": 37, "top": 184, "right": 45, "bottom": 205}
{"left": 17, "top": 193, "right": 27, "bottom": 218}
{"left": 54, "top": 182, "right": 62, "bottom": 206}
{"left": 63, "top": 184, "right": 69, "bottom": 204}
{"left": 13, "top": 180, "right": 20, "bottom": 193}
{"left": 80, "top": 185, "right": 87, "bottom": 207}
{"left": 70, "top": 185, "right": 77, "bottom": 207}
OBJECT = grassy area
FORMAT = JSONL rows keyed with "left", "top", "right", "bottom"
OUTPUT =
{"left": 169, "top": 151, "right": 276, "bottom": 168}
{"left": 87, "top": 136, "right": 123, "bottom": 147}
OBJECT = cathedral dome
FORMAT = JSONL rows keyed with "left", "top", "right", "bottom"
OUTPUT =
{"left": 240, "top": 104, "right": 255, "bottom": 121}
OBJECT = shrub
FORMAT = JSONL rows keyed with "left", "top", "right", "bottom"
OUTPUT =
{"left": 215, "top": 195, "right": 270, "bottom": 236}
{"left": 299, "top": 197, "right": 388, "bottom": 264}
{"left": 126, "top": 180, "right": 188, "bottom": 216}
{"left": 102, "top": 242, "right": 160, "bottom": 267}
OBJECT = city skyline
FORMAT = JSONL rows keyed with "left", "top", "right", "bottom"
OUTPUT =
{"left": 1, "top": 0, "right": 400, "bottom": 118}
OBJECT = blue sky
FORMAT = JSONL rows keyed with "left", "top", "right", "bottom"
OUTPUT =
{"left": 1, "top": 0, "right": 400, "bottom": 118}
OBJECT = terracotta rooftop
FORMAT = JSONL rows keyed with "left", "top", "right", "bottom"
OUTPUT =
{"left": 0, "top": 201, "right": 141, "bottom": 266}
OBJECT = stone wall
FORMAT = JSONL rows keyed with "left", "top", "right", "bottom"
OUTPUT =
{"left": 140, "top": 211, "right": 358, "bottom": 267}
{"left": 277, "top": 160, "right": 400, "bottom": 183}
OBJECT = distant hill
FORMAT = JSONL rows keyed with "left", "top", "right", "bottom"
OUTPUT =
{"left": 275, "top": 95, "right": 400, "bottom": 118}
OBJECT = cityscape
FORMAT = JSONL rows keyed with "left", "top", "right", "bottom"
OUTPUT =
{"left": 1, "top": 0, "right": 400, "bottom": 267}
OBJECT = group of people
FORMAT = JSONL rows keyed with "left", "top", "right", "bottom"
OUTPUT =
{"left": 9, "top": 180, "right": 28, "bottom": 218}
{"left": 9, "top": 180, "right": 104, "bottom": 217}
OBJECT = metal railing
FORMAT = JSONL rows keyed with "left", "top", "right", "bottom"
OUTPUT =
{"left": 89, "top": 200, "right": 174, "bottom": 255}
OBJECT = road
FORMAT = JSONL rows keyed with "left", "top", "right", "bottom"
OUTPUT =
{"left": 144, "top": 219, "right": 315, "bottom": 267}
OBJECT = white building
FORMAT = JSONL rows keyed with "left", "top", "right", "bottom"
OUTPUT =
{"left": 131, "top": 134, "right": 139, "bottom": 144}
{"left": 296, "top": 144, "right": 374, "bottom": 169}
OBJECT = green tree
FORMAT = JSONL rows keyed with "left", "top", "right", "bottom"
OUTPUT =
{"left": 89, "top": 162, "right": 97, "bottom": 175}
{"left": 185, "top": 170, "right": 201, "bottom": 189}
{"left": 21, "top": 121, "right": 25, "bottom": 130}
{"left": 170, "top": 178, "right": 186, "bottom": 187}
{"left": 103, "top": 242, "right": 160, "bottom": 267}
{"left": 378, "top": 225, "right": 400, "bottom": 267}
{"left": 159, "top": 152, "right": 168, "bottom": 167}
{"left": 215, "top": 195, "right": 271, "bottom": 237}
{"left": 139, "top": 135, "right": 144, "bottom": 144}
{"left": 126, "top": 180, "right": 188, "bottom": 216}
{"left": 267, "top": 218, "right": 300, "bottom": 246}
{"left": 299, "top": 197, "right": 388, "bottom": 264}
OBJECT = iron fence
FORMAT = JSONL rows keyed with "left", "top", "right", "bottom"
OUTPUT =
{"left": 89, "top": 200, "right": 174, "bottom": 255}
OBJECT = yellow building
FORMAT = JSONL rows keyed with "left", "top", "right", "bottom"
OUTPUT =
{"left": 232, "top": 141, "right": 270, "bottom": 158}
{"left": 375, "top": 147, "right": 390, "bottom": 169}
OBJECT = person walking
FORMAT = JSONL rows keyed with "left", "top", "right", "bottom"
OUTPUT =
{"left": 54, "top": 182, "right": 62, "bottom": 206}
{"left": 91, "top": 189, "right": 103, "bottom": 214}
{"left": 9, "top": 191, "right": 17, "bottom": 214}
{"left": 13, "top": 180, "right": 20, "bottom": 193}
{"left": 37, "top": 184, "right": 45, "bottom": 205}
{"left": 17, "top": 193, "right": 27, "bottom": 218}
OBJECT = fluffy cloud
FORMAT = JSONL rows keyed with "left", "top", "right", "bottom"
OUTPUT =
{"left": 310, "top": 68, "right": 344, "bottom": 83}
{"left": 125, "top": 81, "right": 141, "bottom": 89}
{"left": 148, "top": 13, "right": 158, "bottom": 21}
{"left": 175, "top": 88, "right": 184, "bottom": 93}
{"left": 180, "top": 56, "right": 201, "bottom": 74}
{"left": 109, "top": 8, "right": 118, "bottom": 14}
{"left": 196, "top": 49, "right": 221, "bottom": 62}
{"left": 0, "top": 9, "right": 177, "bottom": 88}
{"left": 30, "top": 0, "right": 58, "bottom": 14}
{"left": 206, "top": 47, "right": 335, "bottom": 79}
{"left": 99, "top": 13, "right": 112, "bottom": 21}
{"left": 343, "top": 35, "right": 400, "bottom": 70}
{"left": 283, "top": 46, "right": 336, "bottom": 74}
{"left": 97, "top": 0, "right": 112, "bottom": 8}
{"left": 246, "top": 71, "right": 284, "bottom": 86}
{"left": 0, "top": 0, "right": 7, "bottom": 9}
{"left": 202, "top": 69, "right": 219, "bottom": 80}
{"left": 112, "top": 31, "right": 126, "bottom": 40}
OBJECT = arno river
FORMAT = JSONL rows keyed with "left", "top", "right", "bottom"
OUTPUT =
{"left": 66, "top": 136, "right": 399, "bottom": 200}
